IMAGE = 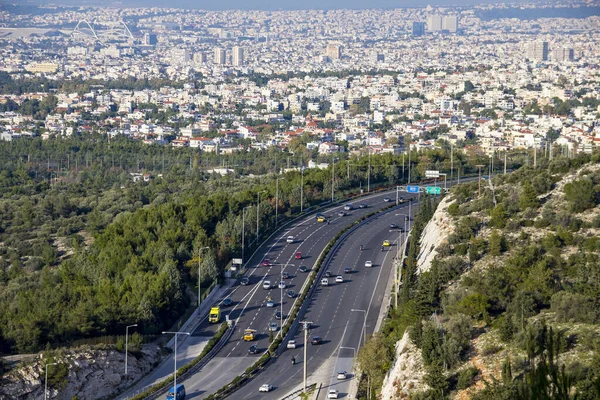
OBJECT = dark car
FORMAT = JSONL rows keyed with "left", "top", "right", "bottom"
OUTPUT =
{"left": 299, "top": 265, "right": 308, "bottom": 273}
{"left": 287, "top": 290, "right": 297, "bottom": 298}
{"left": 325, "top": 270, "right": 332, "bottom": 277}
{"left": 240, "top": 277, "right": 249, "bottom": 286}
{"left": 248, "top": 344, "right": 258, "bottom": 354}
{"left": 275, "top": 311, "right": 282, "bottom": 320}
{"left": 311, "top": 336, "right": 322, "bottom": 345}
{"left": 389, "top": 223, "right": 398, "bottom": 229}
{"left": 222, "top": 298, "right": 232, "bottom": 306}
{"left": 359, "top": 203, "right": 367, "bottom": 209}
{"left": 281, "top": 271, "right": 290, "bottom": 279}
{"left": 344, "top": 267, "right": 352, "bottom": 274}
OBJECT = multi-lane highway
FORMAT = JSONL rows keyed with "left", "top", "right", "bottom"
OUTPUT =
{"left": 235, "top": 199, "right": 415, "bottom": 400}
{"left": 177, "top": 191, "right": 415, "bottom": 399}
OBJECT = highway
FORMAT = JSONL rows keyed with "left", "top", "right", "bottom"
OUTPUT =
{"left": 232, "top": 199, "right": 415, "bottom": 400}
{"left": 179, "top": 190, "right": 415, "bottom": 399}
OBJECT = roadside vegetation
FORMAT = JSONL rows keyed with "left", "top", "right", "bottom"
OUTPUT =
{"left": 0, "top": 134, "right": 520, "bottom": 355}
{"left": 357, "top": 150, "right": 600, "bottom": 399}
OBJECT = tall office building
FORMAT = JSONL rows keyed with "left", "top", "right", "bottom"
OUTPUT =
{"left": 553, "top": 47, "right": 574, "bottom": 62}
{"left": 427, "top": 15, "right": 443, "bottom": 32}
{"left": 232, "top": 46, "right": 244, "bottom": 66}
{"left": 412, "top": 22, "right": 426, "bottom": 36}
{"left": 214, "top": 47, "right": 226, "bottom": 65}
{"left": 526, "top": 41, "right": 549, "bottom": 61}
{"left": 442, "top": 16, "right": 458, "bottom": 33}
{"left": 326, "top": 44, "right": 341, "bottom": 60}
{"left": 144, "top": 33, "right": 157, "bottom": 46}
{"left": 193, "top": 52, "right": 207, "bottom": 64}
{"left": 171, "top": 48, "right": 191, "bottom": 64}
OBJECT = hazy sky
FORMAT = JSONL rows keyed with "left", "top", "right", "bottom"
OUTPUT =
{"left": 39, "top": 0, "right": 513, "bottom": 11}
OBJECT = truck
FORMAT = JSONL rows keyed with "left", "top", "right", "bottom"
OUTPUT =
{"left": 209, "top": 306, "right": 221, "bottom": 323}
{"left": 166, "top": 384, "right": 186, "bottom": 400}
{"left": 243, "top": 329, "right": 256, "bottom": 341}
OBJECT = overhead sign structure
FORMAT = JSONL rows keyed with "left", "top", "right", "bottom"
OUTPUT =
{"left": 407, "top": 185, "right": 420, "bottom": 193}
{"left": 425, "top": 170, "right": 440, "bottom": 178}
{"left": 426, "top": 186, "right": 441, "bottom": 195}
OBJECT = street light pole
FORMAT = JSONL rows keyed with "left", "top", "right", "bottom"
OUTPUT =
{"left": 300, "top": 321, "right": 313, "bottom": 393}
{"left": 276, "top": 177, "right": 279, "bottom": 226}
{"left": 300, "top": 164, "right": 304, "bottom": 213}
{"left": 45, "top": 362, "right": 57, "bottom": 400}
{"left": 125, "top": 324, "right": 138, "bottom": 377}
{"left": 331, "top": 157, "right": 335, "bottom": 202}
{"left": 256, "top": 190, "right": 267, "bottom": 244}
{"left": 198, "top": 246, "right": 209, "bottom": 307}
{"left": 242, "top": 205, "right": 252, "bottom": 264}
{"left": 351, "top": 309, "right": 367, "bottom": 348}
{"left": 162, "top": 331, "right": 190, "bottom": 399}
{"left": 367, "top": 148, "right": 371, "bottom": 193}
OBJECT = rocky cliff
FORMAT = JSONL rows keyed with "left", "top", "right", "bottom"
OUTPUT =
{"left": 0, "top": 344, "right": 161, "bottom": 400}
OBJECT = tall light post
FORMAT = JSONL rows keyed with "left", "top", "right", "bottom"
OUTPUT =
{"left": 125, "top": 323, "right": 138, "bottom": 377}
{"left": 276, "top": 177, "right": 284, "bottom": 226}
{"left": 44, "top": 362, "right": 57, "bottom": 400}
{"left": 367, "top": 148, "right": 371, "bottom": 193}
{"left": 407, "top": 134, "right": 412, "bottom": 184}
{"left": 351, "top": 309, "right": 367, "bottom": 348}
{"left": 300, "top": 320, "right": 313, "bottom": 393}
{"left": 331, "top": 156, "right": 336, "bottom": 202}
{"left": 241, "top": 205, "right": 252, "bottom": 264}
{"left": 198, "top": 246, "right": 210, "bottom": 307}
{"left": 300, "top": 163, "right": 304, "bottom": 213}
{"left": 162, "top": 331, "right": 190, "bottom": 399}
{"left": 256, "top": 190, "right": 267, "bottom": 244}
{"left": 272, "top": 263, "right": 294, "bottom": 337}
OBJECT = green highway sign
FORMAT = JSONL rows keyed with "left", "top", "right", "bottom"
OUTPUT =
{"left": 426, "top": 186, "right": 441, "bottom": 195}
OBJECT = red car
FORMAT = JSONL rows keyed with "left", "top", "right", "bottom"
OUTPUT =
{"left": 295, "top": 252, "right": 302, "bottom": 260}
{"left": 261, "top": 259, "right": 271, "bottom": 266}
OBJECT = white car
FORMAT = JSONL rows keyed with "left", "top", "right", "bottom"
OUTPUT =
{"left": 365, "top": 260, "right": 373, "bottom": 267}
{"left": 259, "top": 384, "right": 273, "bottom": 392}
{"left": 337, "top": 371, "right": 347, "bottom": 380}
{"left": 263, "top": 280, "right": 272, "bottom": 289}
{"left": 287, "top": 340, "right": 297, "bottom": 349}
{"left": 286, "top": 236, "right": 294, "bottom": 243}
{"left": 321, "top": 278, "right": 329, "bottom": 286}
{"left": 278, "top": 281, "right": 286, "bottom": 289}
{"left": 335, "top": 275, "right": 343, "bottom": 283}
{"left": 327, "top": 389, "right": 339, "bottom": 399}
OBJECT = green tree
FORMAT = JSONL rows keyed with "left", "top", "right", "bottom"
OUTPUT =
{"left": 519, "top": 181, "right": 539, "bottom": 210}
{"left": 564, "top": 178, "right": 596, "bottom": 213}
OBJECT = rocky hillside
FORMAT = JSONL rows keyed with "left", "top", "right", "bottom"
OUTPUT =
{"left": 0, "top": 344, "right": 161, "bottom": 400}
{"left": 378, "top": 153, "right": 600, "bottom": 400}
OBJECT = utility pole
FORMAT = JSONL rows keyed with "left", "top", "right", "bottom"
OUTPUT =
{"left": 476, "top": 165, "right": 485, "bottom": 198}
{"left": 300, "top": 164, "right": 304, "bottom": 213}
{"left": 301, "top": 321, "right": 313, "bottom": 393}
{"left": 533, "top": 146, "right": 537, "bottom": 168}
{"left": 331, "top": 157, "right": 335, "bottom": 202}
{"left": 367, "top": 148, "right": 371, "bottom": 193}
{"left": 276, "top": 177, "right": 279, "bottom": 226}
{"left": 450, "top": 144, "right": 453, "bottom": 187}
{"left": 504, "top": 152, "right": 507, "bottom": 175}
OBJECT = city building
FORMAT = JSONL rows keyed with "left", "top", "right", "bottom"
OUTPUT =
{"left": 232, "top": 46, "right": 244, "bottom": 66}
{"left": 412, "top": 22, "right": 425, "bottom": 36}
{"left": 144, "top": 33, "right": 157, "bottom": 46}
{"left": 427, "top": 15, "right": 443, "bottom": 32}
{"left": 194, "top": 52, "right": 207, "bottom": 64}
{"left": 214, "top": 47, "right": 226, "bottom": 65}
{"left": 442, "top": 16, "right": 458, "bottom": 33}
{"left": 25, "top": 63, "right": 59, "bottom": 73}
{"left": 526, "top": 41, "right": 549, "bottom": 61}
{"left": 553, "top": 47, "right": 574, "bottom": 62}
{"left": 326, "top": 44, "right": 341, "bottom": 61}
{"left": 171, "top": 48, "right": 191, "bottom": 64}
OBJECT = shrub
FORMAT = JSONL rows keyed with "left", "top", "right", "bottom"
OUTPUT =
{"left": 456, "top": 366, "right": 479, "bottom": 390}
{"left": 551, "top": 291, "right": 598, "bottom": 323}
{"left": 481, "top": 343, "right": 502, "bottom": 356}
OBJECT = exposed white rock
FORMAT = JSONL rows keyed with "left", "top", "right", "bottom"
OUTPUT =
{"left": 0, "top": 344, "right": 161, "bottom": 400}
{"left": 416, "top": 195, "right": 455, "bottom": 274}
{"left": 380, "top": 331, "right": 428, "bottom": 400}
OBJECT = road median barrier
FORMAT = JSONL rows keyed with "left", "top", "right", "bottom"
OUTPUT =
{"left": 204, "top": 202, "right": 400, "bottom": 400}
